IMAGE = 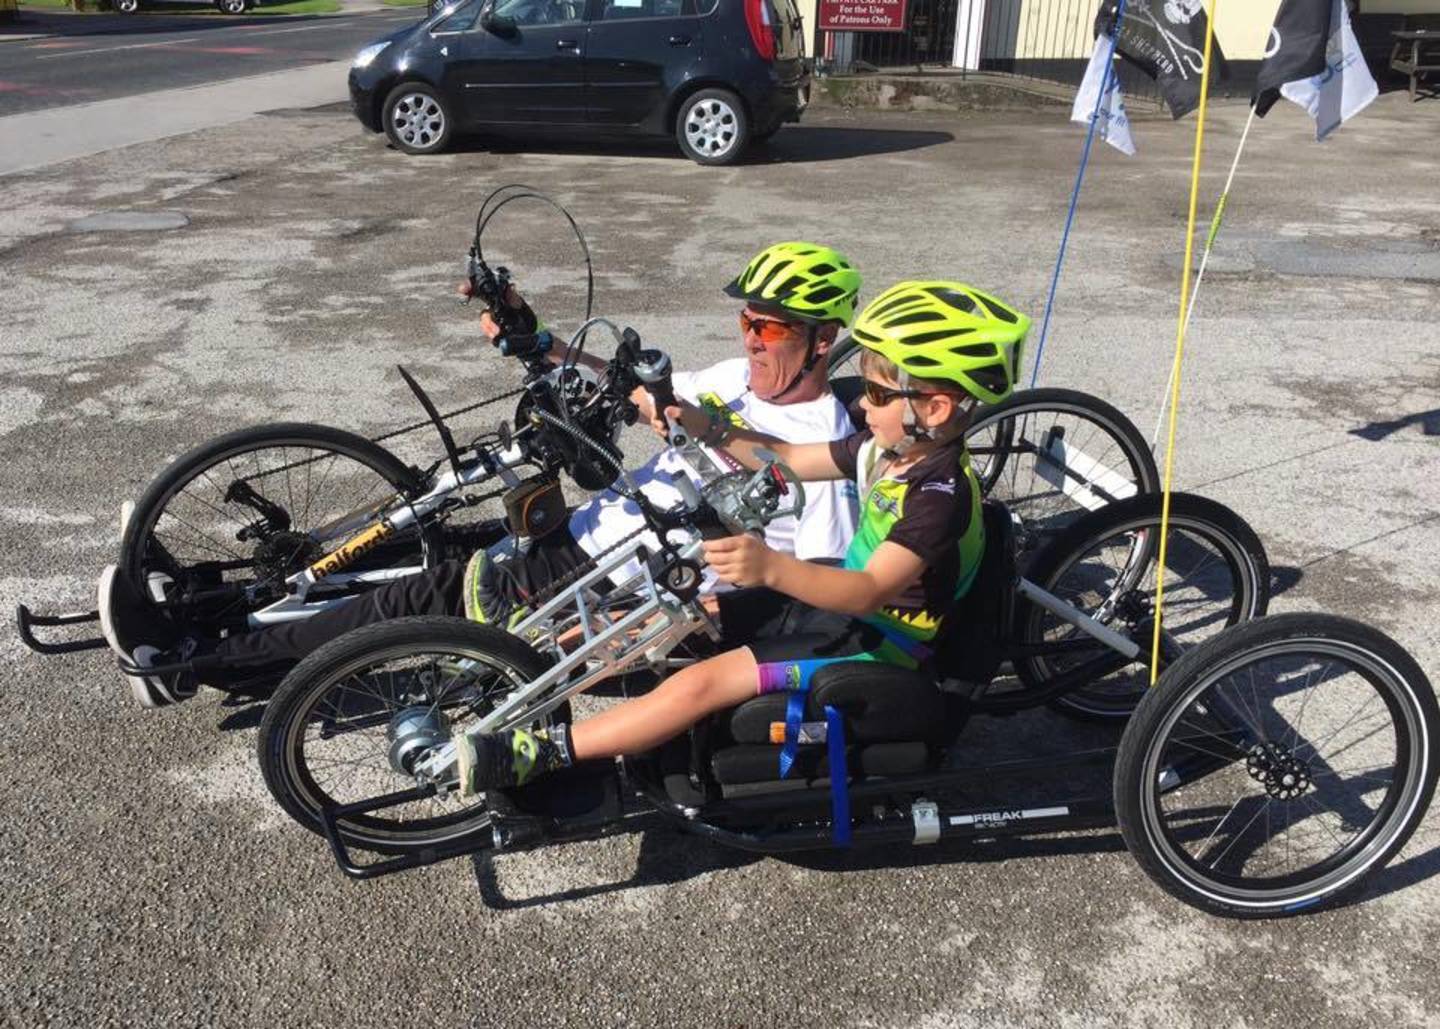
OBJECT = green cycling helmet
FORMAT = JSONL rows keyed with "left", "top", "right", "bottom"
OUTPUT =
{"left": 723, "top": 242, "right": 862, "bottom": 327}
{"left": 851, "top": 280, "right": 1031, "bottom": 406}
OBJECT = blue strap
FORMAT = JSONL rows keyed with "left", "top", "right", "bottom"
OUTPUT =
{"left": 825, "top": 704, "right": 851, "bottom": 847}
{"left": 778, "top": 689, "right": 808, "bottom": 779}
{"left": 1029, "top": 0, "right": 1128, "bottom": 389}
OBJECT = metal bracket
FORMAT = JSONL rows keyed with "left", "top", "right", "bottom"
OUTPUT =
{"left": 15, "top": 603, "right": 108, "bottom": 656}
{"left": 911, "top": 798, "right": 940, "bottom": 844}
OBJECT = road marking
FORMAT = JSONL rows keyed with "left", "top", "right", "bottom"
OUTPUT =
{"left": 27, "top": 41, "right": 88, "bottom": 50}
{"left": 242, "top": 23, "right": 342, "bottom": 35}
{"left": 34, "top": 37, "right": 200, "bottom": 60}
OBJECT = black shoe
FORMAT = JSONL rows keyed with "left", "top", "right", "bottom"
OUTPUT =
{"left": 97, "top": 565, "right": 198, "bottom": 709}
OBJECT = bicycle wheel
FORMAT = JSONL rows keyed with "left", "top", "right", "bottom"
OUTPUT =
{"left": 997, "top": 493, "right": 1269, "bottom": 720}
{"left": 121, "top": 423, "right": 434, "bottom": 630}
{"left": 259, "top": 616, "right": 562, "bottom": 854}
{"left": 965, "top": 388, "right": 1159, "bottom": 555}
{"left": 1115, "top": 614, "right": 1439, "bottom": 918}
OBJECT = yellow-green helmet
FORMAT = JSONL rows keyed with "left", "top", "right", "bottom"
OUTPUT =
{"left": 852, "top": 281, "right": 1031, "bottom": 406}
{"left": 723, "top": 242, "right": 862, "bottom": 327}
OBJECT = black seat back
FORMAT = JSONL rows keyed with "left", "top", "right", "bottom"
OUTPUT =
{"left": 932, "top": 500, "right": 1016, "bottom": 686}
{"left": 829, "top": 375, "right": 867, "bottom": 433}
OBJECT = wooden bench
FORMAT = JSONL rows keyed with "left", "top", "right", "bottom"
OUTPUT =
{"left": 1390, "top": 15, "right": 1440, "bottom": 101}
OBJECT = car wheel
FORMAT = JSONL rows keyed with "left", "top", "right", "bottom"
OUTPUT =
{"left": 676, "top": 88, "right": 749, "bottom": 166}
{"left": 215, "top": 0, "right": 248, "bottom": 11}
{"left": 382, "top": 82, "right": 454, "bottom": 156}
{"left": 113, "top": 0, "right": 140, "bottom": 12}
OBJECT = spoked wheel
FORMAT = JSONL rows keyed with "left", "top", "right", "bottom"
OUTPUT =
{"left": 121, "top": 423, "right": 435, "bottom": 632}
{"left": 1115, "top": 614, "right": 1439, "bottom": 918}
{"left": 965, "top": 388, "right": 1159, "bottom": 557}
{"left": 993, "top": 493, "right": 1269, "bottom": 720}
{"left": 259, "top": 617, "right": 563, "bottom": 854}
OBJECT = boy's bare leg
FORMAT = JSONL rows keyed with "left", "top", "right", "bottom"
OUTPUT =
{"left": 569, "top": 646, "right": 758, "bottom": 760}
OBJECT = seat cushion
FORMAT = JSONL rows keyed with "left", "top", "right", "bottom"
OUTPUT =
{"left": 728, "top": 661, "right": 955, "bottom": 746}
{"left": 710, "top": 742, "right": 933, "bottom": 785}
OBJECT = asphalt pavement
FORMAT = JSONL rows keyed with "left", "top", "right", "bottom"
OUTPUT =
{"left": 0, "top": 6, "right": 420, "bottom": 116}
{"left": 1, "top": 91, "right": 1439, "bottom": 1027}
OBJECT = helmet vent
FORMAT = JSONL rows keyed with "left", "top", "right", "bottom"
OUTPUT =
{"left": 977, "top": 298, "right": 1018, "bottom": 324}
{"left": 951, "top": 342, "right": 998, "bottom": 358}
{"left": 886, "top": 311, "right": 945, "bottom": 327}
{"left": 775, "top": 274, "right": 808, "bottom": 296}
{"left": 807, "top": 285, "right": 844, "bottom": 303}
{"left": 809, "top": 263, "right": 836, "bottom": 276}
{"left": 928, "top": 287, "right": 977, "bottom": 312}
{"left": 900, "top": 328, "right": 974, "bottom": 346}
{"left": 903, "top": 355, "right": 941, "bottom": 368}
{"left": 969, "top": 366, "right": 1011, "bottom": 392}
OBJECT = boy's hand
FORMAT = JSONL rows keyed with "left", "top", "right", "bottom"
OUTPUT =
{"left": 656, "top": 403, "right": 711, "bottom": 444}
{"left": 702, "top": 534, "right": 775, "bottom": 589}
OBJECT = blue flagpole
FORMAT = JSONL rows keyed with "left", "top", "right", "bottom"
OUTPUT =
{"left": 1028, "top": 0, "right": 1127, "bottom": 389}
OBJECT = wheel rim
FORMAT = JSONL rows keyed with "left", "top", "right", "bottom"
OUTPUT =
{"left": 117, "top": 0, "right": 137, "bottom": 10}
{"left": 1140, "top": 638, "right": 1427, "bottom": 909}
{"left": 223, "top": 0, "right": 243, "bottom": 10}
{"left": 130, "top": 441, "right": 421, "bottom": 627}
{"left": 390, "top": 92, "right": 446, "bottom": 151}
{"left": 966, "top": 401, "right": 1154, "bottom": 554}
{"left": 278, "top": 642, "right": 534, "bottom": 848}
{"left": 684, "top": 97, "right": 739, "bottom": 158}
{"left": 1022, "top": 513, "right": 1258, "bottom": 716}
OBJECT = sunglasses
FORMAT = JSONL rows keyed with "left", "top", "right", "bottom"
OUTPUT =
{"left": 739, "top": 311, "right": 807, "bottom": 345}
{"left": 862, "top": 380, "right": 952, "bottom": 407}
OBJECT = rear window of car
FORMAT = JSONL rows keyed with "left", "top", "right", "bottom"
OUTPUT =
{"left": 771, "top": 0, "right": 803, "bottom": 57}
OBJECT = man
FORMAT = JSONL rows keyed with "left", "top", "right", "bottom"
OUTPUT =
{"left": 100, "top": 242, "right": 864, "bottom": 707}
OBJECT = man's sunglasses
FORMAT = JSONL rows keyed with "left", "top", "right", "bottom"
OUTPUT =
{"left": 739, "top": 311, "right": 807, "bottom": 345}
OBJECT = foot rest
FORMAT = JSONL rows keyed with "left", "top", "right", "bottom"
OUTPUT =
{"left": 15, "top": 603, "right": 108, "bottom": 656}
{"left": 711, "top": 742, "right": 933, "bottom": 785}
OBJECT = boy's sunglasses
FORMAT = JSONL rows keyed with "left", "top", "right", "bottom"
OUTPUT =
{"left": 739, "top": 311, "right": 807, "bottom": 345}
{"left": 863, "top": 381, "right": 952, "bottom": 407}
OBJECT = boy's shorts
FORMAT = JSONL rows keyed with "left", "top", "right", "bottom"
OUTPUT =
{"left": 715, "top": 587, "right": 901, "bottom": 695}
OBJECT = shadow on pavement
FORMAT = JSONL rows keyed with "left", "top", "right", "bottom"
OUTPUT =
{"left": 452, "top": 124, "right": 956, "bottom": 165}
{"left": 1349, "top": 407, "right": 1440, "bottom": 441}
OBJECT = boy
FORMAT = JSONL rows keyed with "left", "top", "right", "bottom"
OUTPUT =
{"left": 453, "top": 280, "right": 1032, "bottom": 792}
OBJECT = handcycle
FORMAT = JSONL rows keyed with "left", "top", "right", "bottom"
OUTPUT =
{"left": 16, "top": 187, "right": 1159, "bottom": 721}
{"left": 250, "top": 325, "right": 1438, "bottom": 919}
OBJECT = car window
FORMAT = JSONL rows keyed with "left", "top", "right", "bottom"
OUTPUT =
{"left": 492, "top": 0, "right": 585, "bottom": 25}
{"left": 694, "top": 0, "right": 715, "bottom": 12}
{"left": 432, "top": 0, "right": 481, "bottom": 31}
{"left": 598, "top": 0, "right": 689, "bottom": 18}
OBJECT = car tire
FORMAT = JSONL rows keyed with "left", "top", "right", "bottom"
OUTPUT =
{"left": 675, "top": 88, "right": 749, "bottom": 165}
{"left": 214, "top": 0, "right": 248, "bottom": 11}
{"left": 382, "top": 82, "right": 455, "bottom": 156}
{"left": 112, "top": 0, "right": 140, "bottom": 12}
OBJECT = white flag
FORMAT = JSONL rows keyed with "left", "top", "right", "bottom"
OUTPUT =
{"left": 1278, "top": 0, "right": 1378, "bottom": 140}
{"left": 1072, "top": 34, "right": 1136, "bottom": 156}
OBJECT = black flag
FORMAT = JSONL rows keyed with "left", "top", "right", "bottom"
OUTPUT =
{"left": 1252, "top": 0, "right": 1332, "bottom": 116}
{"left": 1094, "top": 0, "right": 1230, "bottom": 120}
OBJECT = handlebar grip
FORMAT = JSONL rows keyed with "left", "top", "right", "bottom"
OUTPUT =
{"left": 633, "top": 348, "right": 689, "bottom": 448}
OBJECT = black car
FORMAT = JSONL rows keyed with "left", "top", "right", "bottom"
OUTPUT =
{"left": 348, "top": 0, "right": 808, "bottom": 164}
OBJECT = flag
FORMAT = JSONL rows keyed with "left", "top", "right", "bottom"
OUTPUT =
{"left": 1094, "top": 0, "right": 1229, "bottom": 120}
{"left": 1254, "top": 0, "right": 1377, "bottom": 139}
{"left": 1072, "top": 34, "right": 1137, "bottom": 155}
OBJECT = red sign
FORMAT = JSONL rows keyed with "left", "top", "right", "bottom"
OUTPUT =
{"left": 817, "top": 0, "right": 907, "bottom": 32}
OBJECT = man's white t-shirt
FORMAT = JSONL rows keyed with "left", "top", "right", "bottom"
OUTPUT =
{"left": 567, "top": 358, "right": 858, "bottom": 587}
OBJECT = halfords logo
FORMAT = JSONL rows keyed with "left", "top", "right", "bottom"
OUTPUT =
{"left": 309, "top": 520, "right": 396, "bottom": 579}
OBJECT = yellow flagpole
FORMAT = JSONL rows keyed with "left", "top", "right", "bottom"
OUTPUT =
{"left": 1149, "top": 0, "right": 1221, "bottom": 686}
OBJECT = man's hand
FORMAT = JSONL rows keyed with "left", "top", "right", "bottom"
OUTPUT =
{"left": 456, "top": 279, "right": 526, "bottom": 342}
{"left": 702, "top": 534, "right": 776, "bottom": 589}
{"left": 657, "top": 403, "right": 712, "bottom": 444}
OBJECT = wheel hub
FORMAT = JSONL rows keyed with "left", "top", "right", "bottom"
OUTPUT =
{"left": 1246, "top": 741, "right": 1312, "bottom": 800}
{"left": 387, "top": 705, "right": 450, "bottom": 776}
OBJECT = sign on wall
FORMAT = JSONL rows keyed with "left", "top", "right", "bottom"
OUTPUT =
{"left": 817, "top": 0, "right": 908, "bottom": 32}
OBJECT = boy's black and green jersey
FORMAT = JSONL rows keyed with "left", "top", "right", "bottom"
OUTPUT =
{"left": 828, "top": 430, "right": 984, "bottom": 663}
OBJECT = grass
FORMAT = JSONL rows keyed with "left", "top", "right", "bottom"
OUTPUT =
{"left": 16, "top": 0, "right": 341, "bottom": 12}
{"left": 381, "top": 0, "right": 427, "bottom": 7}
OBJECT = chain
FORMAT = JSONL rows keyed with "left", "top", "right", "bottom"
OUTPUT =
{"left": 520, "top": 521, "right": 661, "bottom": 612}
{"left": 370, "top": 385, "right": 528, "bottom": 445}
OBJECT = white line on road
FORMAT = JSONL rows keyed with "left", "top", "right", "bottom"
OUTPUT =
{"left": 34, "top": 37, "right": 200, "bottom": 60}
{"left": 241, "top": 23, "right": 354, "bottom": 35}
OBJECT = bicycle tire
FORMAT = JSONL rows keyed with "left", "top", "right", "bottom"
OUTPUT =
{"left": 992, "top": 493, "right": 1269, "bottom": 719}
{"left": 259, "top": 615, "right": 562, "bottom": 854}
{"left": 120, "top": 423, "right": 435, "bottom": 626}
{"left": 1114, "top": 613, "right": 1439, "bottom": 918}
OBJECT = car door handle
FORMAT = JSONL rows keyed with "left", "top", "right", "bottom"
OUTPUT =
{"left": 668, "top": 34, "right": 691, "bottom": 45}
{"left": 556, "top": 38, "right": 580, "bottom": 51}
